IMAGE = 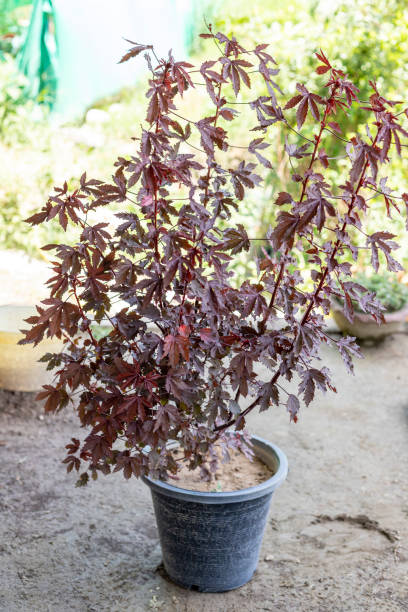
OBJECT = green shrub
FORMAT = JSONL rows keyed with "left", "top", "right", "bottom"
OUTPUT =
{"left": 352, "top": 273, "right": 408, "bottom": 312}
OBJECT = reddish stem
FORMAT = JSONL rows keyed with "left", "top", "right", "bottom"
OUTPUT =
{"left": 215, "top": 126, "right": 379, "bottom": 434}
{"left": 261, "top": 83, "right": 339, "bottom": 328}
{"left": 300, "top": 130, "right": 379, "bottom": 327}
{"left": 178, "top": 82, "right": 223, "bottom": 326}
{"left": 72, "top": 280, "right": 98, "bottom": 348}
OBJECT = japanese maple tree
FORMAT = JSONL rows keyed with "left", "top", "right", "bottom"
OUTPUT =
{"left": 22, "top": 29, "right": 408, "bottom": 485}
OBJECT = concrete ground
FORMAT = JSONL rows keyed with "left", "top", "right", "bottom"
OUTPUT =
{"left": 0, "top": 333, "right": 407, "bottom": 611}
{"left": 0, "top": 252, "right": 407, "bottom": 611}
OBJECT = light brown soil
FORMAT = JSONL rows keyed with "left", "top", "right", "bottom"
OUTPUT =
{"left": 169, "top": 447, "right": 274, "bottom": 492}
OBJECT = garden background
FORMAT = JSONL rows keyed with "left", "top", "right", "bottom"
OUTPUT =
{"left": 1, "top": 2, "right": 408, "bottom": 611}
{"left": 1, "top": 0, "right": 408, "bottom": 284}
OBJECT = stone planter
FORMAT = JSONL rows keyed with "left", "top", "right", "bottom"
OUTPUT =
{"left": 0, "top": 304, "right": 63, "bottom": 391}
{"left": 331, "top": 302, "right": 408, "bottom": 339}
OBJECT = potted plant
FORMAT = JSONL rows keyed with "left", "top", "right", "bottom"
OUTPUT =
{"left": 332, "top": 272, "right": 408, "bottom": 339}
{"left": 21, "top": 28, "right": 408, "bottom": 592}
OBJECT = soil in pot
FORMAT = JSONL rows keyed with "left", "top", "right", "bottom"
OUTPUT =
{"left": 168, "top": 446, "right": 274, "bottom": 492}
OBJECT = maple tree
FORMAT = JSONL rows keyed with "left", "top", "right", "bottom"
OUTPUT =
{"left": 22, "top": 27, "right": 408, "bottom": 485}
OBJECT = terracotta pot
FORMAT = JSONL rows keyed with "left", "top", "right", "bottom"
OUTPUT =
{"left": 331, "top": 301, "right": 408, "bottom": 339}
{"left": 0, "top": 304, "right": 63, "bottom": 391}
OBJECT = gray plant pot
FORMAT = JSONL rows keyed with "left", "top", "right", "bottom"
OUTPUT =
{"left": 142, "top": 435, "right": 288, "bottom": 592}
{"left": 331, "top": 302, "right": 408, "bottom": 339}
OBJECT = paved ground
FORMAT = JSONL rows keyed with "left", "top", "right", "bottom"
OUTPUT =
{"left": 0, "top": 332, "right": 407, "bottom": 611}
{"left": 0, "top": 251, "right": 407, "bottom": 611}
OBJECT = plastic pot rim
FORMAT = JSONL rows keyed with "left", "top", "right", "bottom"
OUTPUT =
{"left": 142, "top": 435, "right": 288, "bottom": 504}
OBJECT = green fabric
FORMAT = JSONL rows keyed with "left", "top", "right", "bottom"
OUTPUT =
{"left": 18, "top": 0, "right": 196, "bottom": 121}
{"left": 17, "top": 0, "right": 57, "bottom": 104}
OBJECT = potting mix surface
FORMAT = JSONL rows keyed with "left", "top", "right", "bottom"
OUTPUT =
{"left": 168, "top": 446, "right": 274, "bottom": 492}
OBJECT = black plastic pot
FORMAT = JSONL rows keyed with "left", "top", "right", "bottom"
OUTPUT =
{"left": 142, "top": 435, "right": 288, "bottom": 592}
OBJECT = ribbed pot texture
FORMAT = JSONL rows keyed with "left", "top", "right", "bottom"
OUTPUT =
{"left": 143, "top": 436, "right": 288, "bottom": 592}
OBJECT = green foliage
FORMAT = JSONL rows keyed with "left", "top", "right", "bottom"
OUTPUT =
{"left": 210, "top": 0, "right": 408, "bottom": 102}
{"left": 0, "top": 56, "right": 28, "bottom": 138}
{"left": 90, "top": 324, "right": 111, "bottom": 341}
{"left": 203, "top": 0, "right": 408, "bottom": 280}
{"left": 0, "top": 191, "right": 31, "bottom": 252}
{"left": 352, "top": 272, "right": 408, "bottom": 312}
{"left": 0, "top": 0, "right": 28, "bottom": 58}
{"left": 0, "top": 77, "right": 146, "bottom": 257}
{"left": 1, "top": 0, "right": 408, "bottom": 287}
